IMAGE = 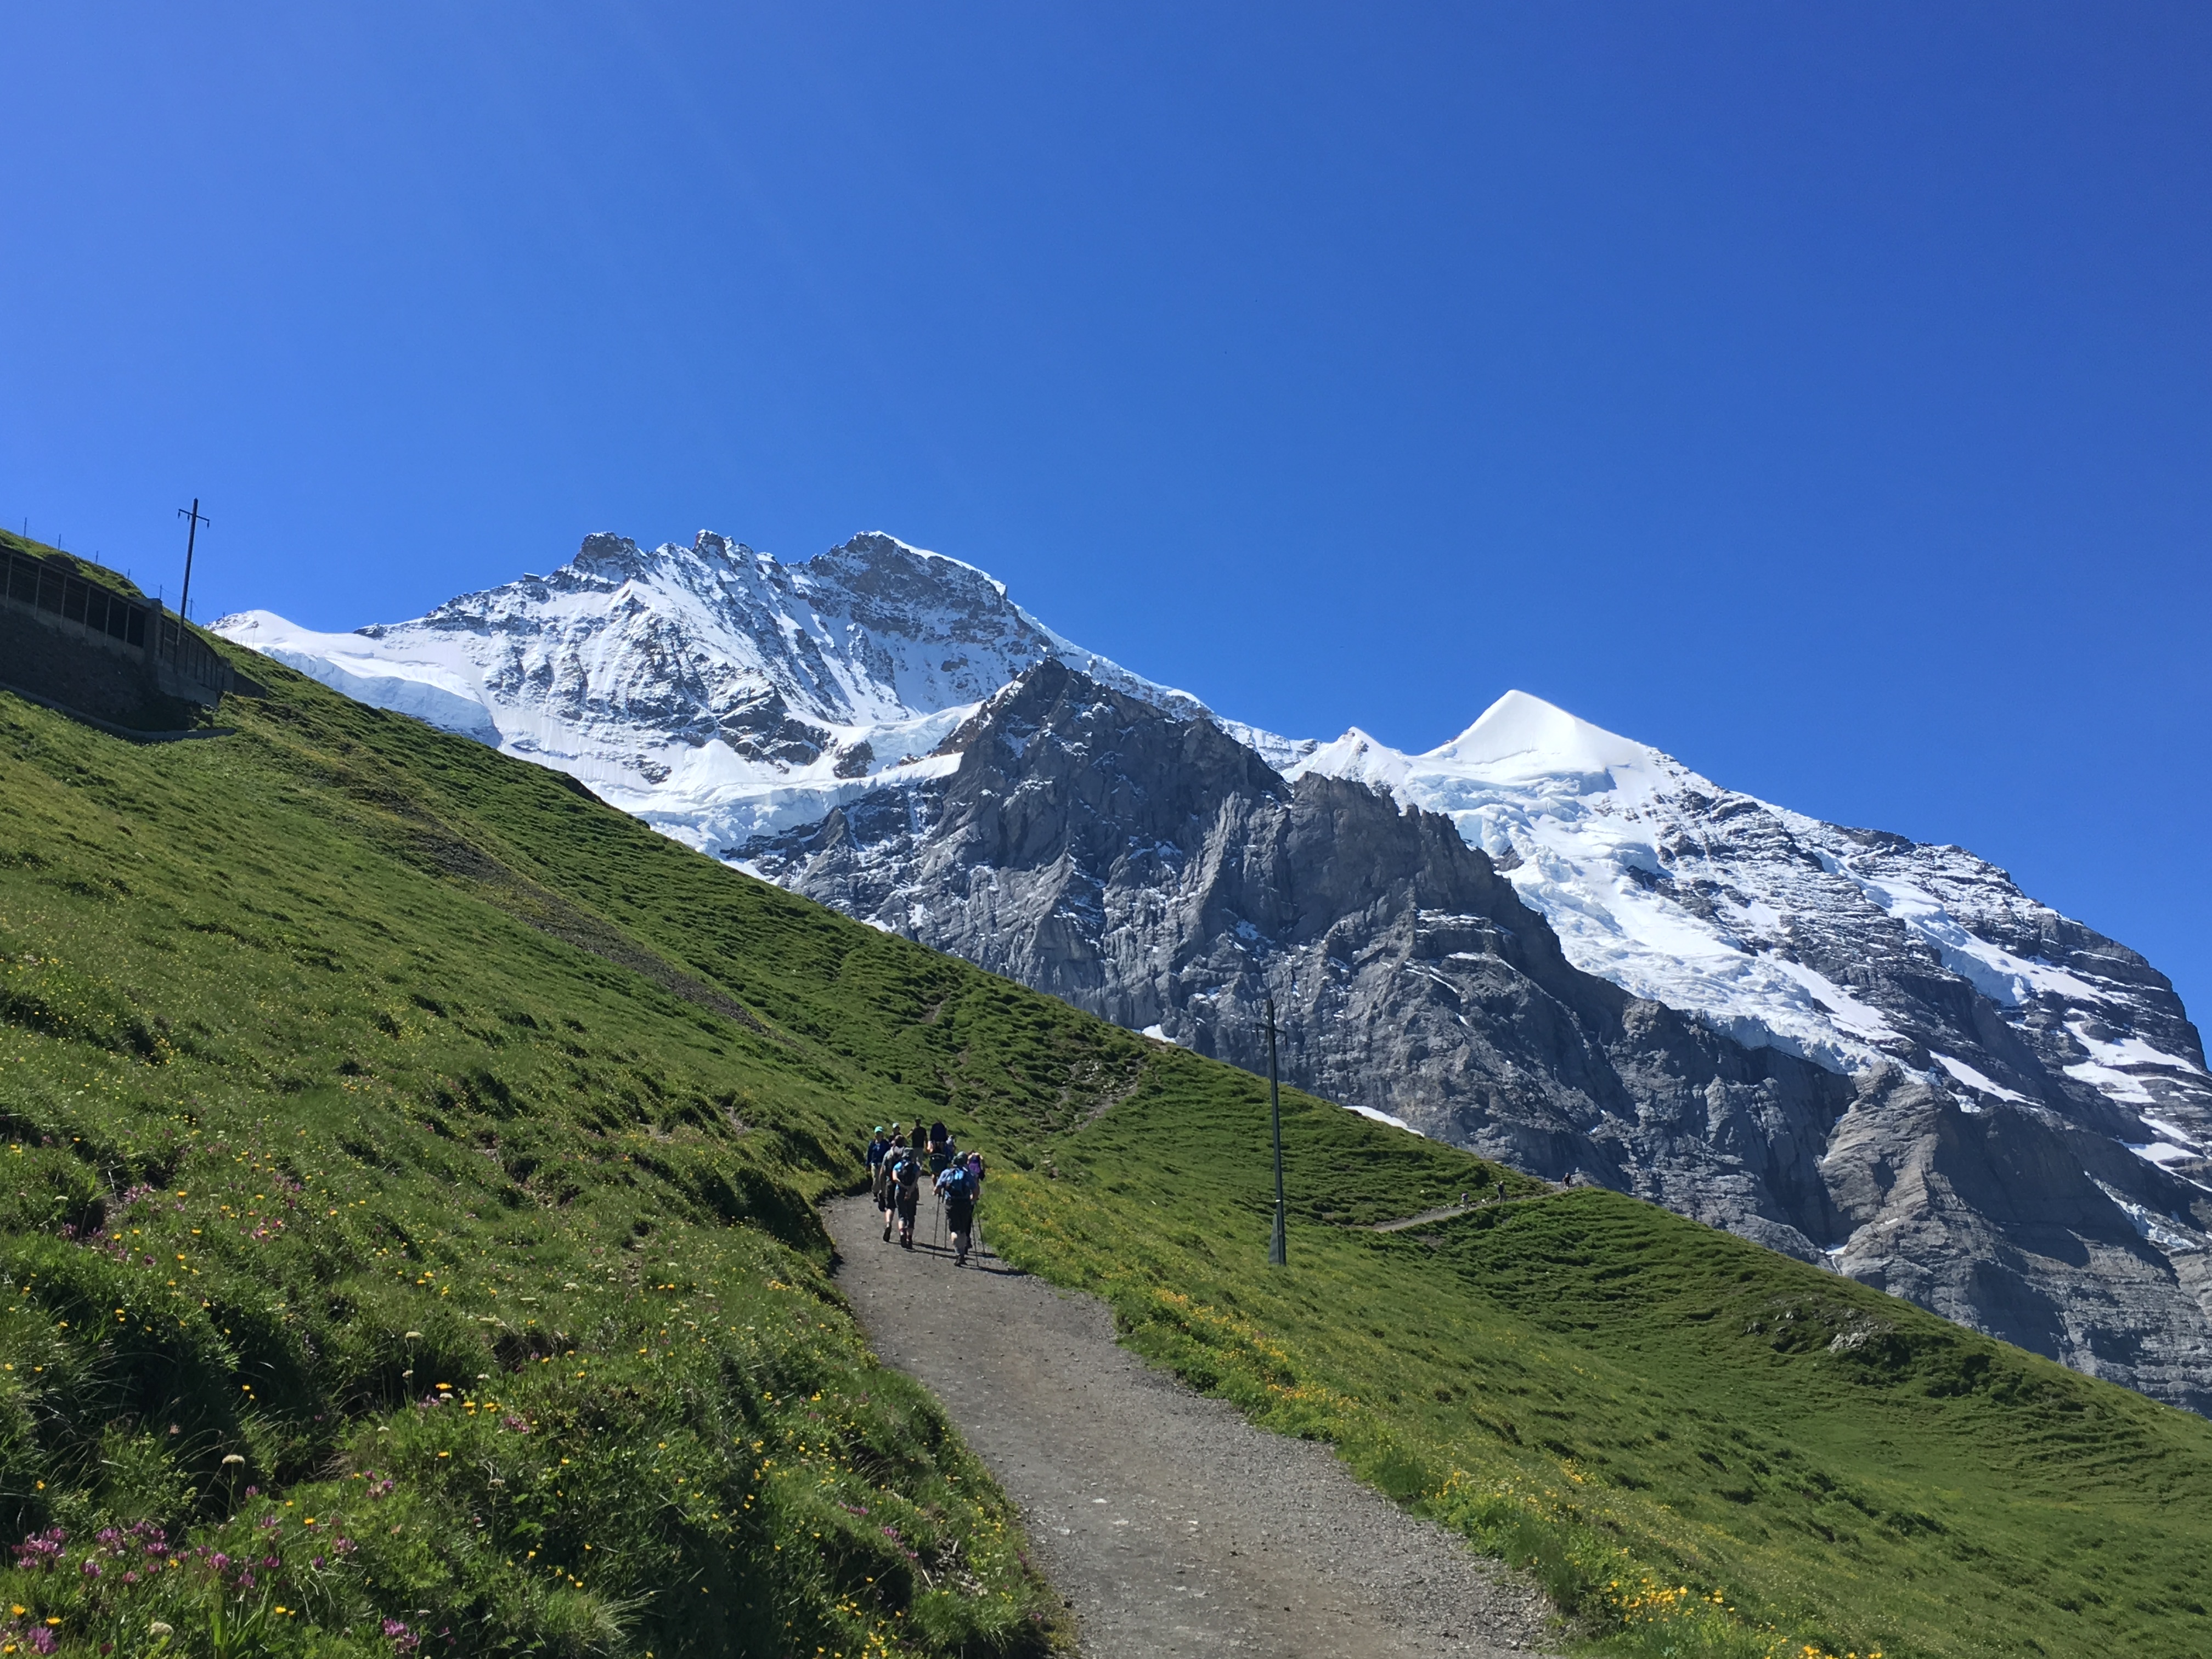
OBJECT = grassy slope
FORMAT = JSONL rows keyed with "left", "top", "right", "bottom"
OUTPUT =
{"left": 0, "top": 645, "right": 1156, "bottom": 1657}
{"left": 985, "top": 1052, "right": 2212, "bottom": 1659}
{"left": 0, "top": 605, "right": 2206, "bottom": 1657}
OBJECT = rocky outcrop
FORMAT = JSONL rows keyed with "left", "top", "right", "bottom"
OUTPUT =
{"left": 743, "top": 661, "right": 2212, "bottom": 1412}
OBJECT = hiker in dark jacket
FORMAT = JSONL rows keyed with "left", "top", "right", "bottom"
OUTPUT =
{"left": 881, "top": 1139, "right": 912, "bottom": 1241}
{"left": 889, "top": 1151, "right": 924, "bottom": 1249}
{"left": 936, "top": 1157, "right": 979, "bottom": 1266}
{"left": 865, "top": 1127, "right": 892, "bottom": 1206}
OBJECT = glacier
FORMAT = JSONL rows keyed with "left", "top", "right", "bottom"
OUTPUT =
{"left": 218, "top": 530, "right": 1201, "bottom": 855}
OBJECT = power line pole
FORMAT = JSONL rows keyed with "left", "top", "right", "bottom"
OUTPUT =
{"left": 1267, "top": 995, "right": 1286, "bottom": 1267}
{"left": 176, "top": 498, "right": 210, "bottom": 620}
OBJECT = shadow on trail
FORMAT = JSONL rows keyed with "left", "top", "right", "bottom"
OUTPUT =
{"left": 879, "top": 1235, "right": 1028, "bottom": 1277}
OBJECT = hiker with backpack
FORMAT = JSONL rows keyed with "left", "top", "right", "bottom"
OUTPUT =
{"left": 865, "top": 1126, "right": 893, "bottom": 1207}
{"left": 926, "top": 1121, "right": 956, "bottom": 1176}
{"left": 962, "top": 1151, "right": 987, "bottom": 1259}
{"left": 936, "top": 1155, "right": 980, "bottom": 1267}
{"left": 885, "top": 1146, "right": 924, "bottom": 1248}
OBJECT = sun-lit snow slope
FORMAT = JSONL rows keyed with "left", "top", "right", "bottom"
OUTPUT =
{"left": 1292, "top": 690, "right": 2212, "bottom": 1176}
{"left": 216, "top": 530, "right": 1199, "bottom": 854}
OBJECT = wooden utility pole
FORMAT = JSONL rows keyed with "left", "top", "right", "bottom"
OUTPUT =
{"left": 176, "top": 499, "right": 210, "bottom": 620}
{"left": 1267, "top": 995, "right": 1286, "bottom": 1267}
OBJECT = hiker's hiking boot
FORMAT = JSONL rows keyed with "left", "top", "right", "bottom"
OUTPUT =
{"left": 883, "top": 1221, "right": 892, "bottom": 1242}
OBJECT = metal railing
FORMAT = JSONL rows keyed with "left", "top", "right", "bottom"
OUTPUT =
{"left": 2, "top": 545, "right": 229, "bottom": 692}
{"left": 3, "top": 546, "right": 149, "bottom": 647}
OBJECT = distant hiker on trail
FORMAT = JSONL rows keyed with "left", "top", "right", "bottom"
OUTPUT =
{"left": 1496, "top": 1180, "right": 1507, "bottom": 1203}
{"left": 963, "top": 1152, "right": 988, "bottom": 1259}
{"left": 888, "top": 1149, "right": 924, "bottom": 1249}
{"left": 866, "top": 1127, "right": 892, "bottom": 1206}
{"left": 936, "top": 1156, "right": 979, "bottom": 1267}
{"left": 927, "top": 1121, "right": 955, "bottom": 1175}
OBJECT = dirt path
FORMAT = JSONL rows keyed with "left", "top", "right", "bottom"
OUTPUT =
{"left": 1370, "top": 1203, "right": 1478, "bottom": 1232}
{"left": 823, "top": 1196, "right": 1552, "bottom": 1659}
{"left": 1369, "top": 1194, "right": 1541, "bottom": 1233}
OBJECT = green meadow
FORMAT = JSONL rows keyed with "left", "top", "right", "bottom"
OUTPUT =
{"left": 0, "top": 562, "right": 2207, "bottom": 1657}
{"left": 988, "top": 1066, "right": 2212, "bottom": 1658}
{"left": 0, "top": 591, "right": 1138, "bottom": 1656}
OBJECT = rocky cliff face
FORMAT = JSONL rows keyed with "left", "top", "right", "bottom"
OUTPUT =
{"left": 216, "top": 531, "right": 2212, "bottom": 1410}
{"left": 743, "top": 661, "right": 2212, "bottom": 1411}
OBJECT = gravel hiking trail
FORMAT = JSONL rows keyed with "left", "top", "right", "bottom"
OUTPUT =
{"left": 823, "top": 1195, "right": 1552, "bottom": 1659}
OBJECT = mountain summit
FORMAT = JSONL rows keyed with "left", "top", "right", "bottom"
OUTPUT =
{"left": 216, "top": 530, "right": 2212, "bottom": 1409}
{"left": 217, "top": 529, "right": 1197, "bottom": 850}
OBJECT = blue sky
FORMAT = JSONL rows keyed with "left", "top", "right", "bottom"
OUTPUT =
{"left": 5, "top": 4, "right": 2209, "bottom": 1019}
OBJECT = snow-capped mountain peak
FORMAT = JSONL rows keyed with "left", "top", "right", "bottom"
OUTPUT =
{"left": 1290, "top": 693, "right": 2208, "bottom": 1144}
{"left": 217, "top": 528, "right": 1198, "bottom": 850}
{"left": 1429, "top": 688, "right": 1654, "bottom": 780}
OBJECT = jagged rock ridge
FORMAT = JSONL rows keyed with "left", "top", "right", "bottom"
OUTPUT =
{"left": 742, "top": 661, "right": 2212, "bottom": 1411}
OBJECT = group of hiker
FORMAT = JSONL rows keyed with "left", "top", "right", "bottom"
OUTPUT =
{"left": 865, "top": 1121, "right": 987, "bottom": 1267}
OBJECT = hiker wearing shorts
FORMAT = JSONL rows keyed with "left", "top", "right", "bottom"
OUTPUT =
{"left": 962, "top": 1151, "right": 987, "bottom": 1259}
{"left": 890, "top": 1151, "right": 923, "bottom": 1249}
{"left": 876, "top": 1125, "right": 907, "bottom": 1214}
{"left": 936, "top": 1157, "right": 979, "bottom": 1267}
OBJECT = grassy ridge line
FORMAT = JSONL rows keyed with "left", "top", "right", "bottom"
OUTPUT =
{"left": 0, "top": 529, "right": 148, "bottom": 600}
{"left": 979, "top": 1049, "right": 2212, "bottom": 1659}
{"left": 0, "top": 641, "right": 1165, "bottom": 1657}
